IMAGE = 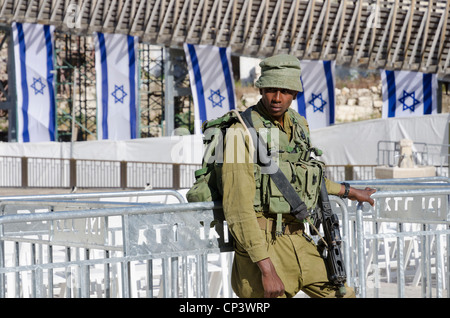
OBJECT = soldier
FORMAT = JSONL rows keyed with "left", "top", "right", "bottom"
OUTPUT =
{"left": 221, "top": 54, "right": 376, "bottom": 298}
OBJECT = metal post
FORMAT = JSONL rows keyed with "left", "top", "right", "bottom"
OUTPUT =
{"left": 65, "top": 247, "right": 71, "bottom": 298}
{"left": 120, "top": 161, "right": 127, "bottom": 189}
{"left": 421, "top": 223, "right": 427, "bottom": 297}
{"left": 172, "top": 163, "right": 180, "bottom": 189}
{"left": 14, "top": 242, "right": 19, "bottom": 297}
{"left": 48, "top": 245, "right": 54, "bottom": 298}
{"left": 164, "top": 48, "right": 174, "bottom": 136}
{"left": 162, "top": 257, "right": 169, "bottom": 297}
{"left": 8, "top": 31, "right": 16, "bottom": 142}
{"left": 171, "top": 256, "right": 179, "bottom": 297}
{"left": 104, "top": 250, "right": 111, "bottom": 298}
{"left": 356, "top": 202, "right": 366, "bottom": 297}
{"left": 182, "top": 256, "right": 188, "bottom": 297}
{"left": 0, "top": 230, "right": 5, "bottom": 298}
{"left": 121, "top": 214, "right": 131, "bottom": 298}
{"left": 21, "top": 157, "right": 28, "bottom": 188}
{"left": 397, "top": 223, "right": 405, "bottom": 298}
{"left": 447, "top": 225, "right": 450, "bottom": 298}
{"left": 71, "top": 68, "right": 77, "bottom": 153}
{"left": 201, "top": 254, "right": 208, "bottom": 297}
{"left": 436, "top": 233, "right": 443, "bottom": 298}
{"left": 146, "top": 259, "right": 153, "bottom": 298}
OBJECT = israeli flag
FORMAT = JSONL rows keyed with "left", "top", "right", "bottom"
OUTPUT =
{"left": 184, "top": 43, "right": 236, "bottom": 135}
{"left": 95, "top": 32, "right": 139, "bottom": 140}
{"left": 12, "top": 22, "right": 56, "bottom": 142}
{"left": 292, "top": 60, "right": 335, "bottom": 130}
{"left": 381, "top": 70, "right": 437, "bottom": 118}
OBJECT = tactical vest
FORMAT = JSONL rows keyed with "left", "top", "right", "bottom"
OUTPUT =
{"left": 247, "top": 106, "right": 324, "bottom": 216}
{"left": 186, "top": 106, "right": 324, "bottom": 219}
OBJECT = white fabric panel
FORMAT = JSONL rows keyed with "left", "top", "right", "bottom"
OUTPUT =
{"left": 310, "top": 114, "right": 450, "bottom": 165}
{"left": 0, "top": 135, "right": 204, "bottom": 163}
{"left": 1, "top": 114, "right": 448, "bottom": 166}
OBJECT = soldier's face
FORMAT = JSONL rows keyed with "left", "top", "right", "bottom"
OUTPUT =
{"left": 260, "top": 87, "right": 298, "bottom": 122}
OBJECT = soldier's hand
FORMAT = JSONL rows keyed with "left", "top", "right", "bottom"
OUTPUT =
{"left": 257, "top": 258, "right": 285, "bottom": 298}
{"left": 348, "top": 187, "right": 376, "bottom": 206}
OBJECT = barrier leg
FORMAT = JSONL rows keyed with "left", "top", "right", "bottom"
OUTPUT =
{"left": 356, "top": 202, "right": 366, "bottom": 298}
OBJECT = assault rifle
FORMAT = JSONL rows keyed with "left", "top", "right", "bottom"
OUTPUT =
{"left": 240, "top": 108, "right": 347, "bottom": 293}
{"left": 310, "top": 178, "right": 347, "bottom": 296}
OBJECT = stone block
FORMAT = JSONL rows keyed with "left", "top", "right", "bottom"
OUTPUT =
{"left": 374, "top": 166, "right": 436, "bottom": 179}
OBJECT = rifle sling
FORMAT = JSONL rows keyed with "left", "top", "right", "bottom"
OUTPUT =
{"left": 240, "top": 108, "right": 308, "bottom": 220}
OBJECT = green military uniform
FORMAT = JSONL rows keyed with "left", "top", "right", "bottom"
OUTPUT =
{"left": 222, "top": 101, "right": 355, "bottom": 298}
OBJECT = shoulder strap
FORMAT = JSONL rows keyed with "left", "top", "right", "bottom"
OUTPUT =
{"left": 240, "top": 108, "right": 308, "bottom": 221}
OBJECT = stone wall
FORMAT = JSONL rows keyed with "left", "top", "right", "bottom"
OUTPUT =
{"left": 443, "top": 90, "right": 450, "bottom": 113}
{"left": 236, "top": 84, "right": 383, "bottom": 123}
{"left": 335, "top": 85, "right": 382, "bottom": 123}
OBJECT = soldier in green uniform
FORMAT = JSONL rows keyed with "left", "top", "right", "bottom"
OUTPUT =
{"left": 221, "top": 54, "right": 376, "bottom": 298}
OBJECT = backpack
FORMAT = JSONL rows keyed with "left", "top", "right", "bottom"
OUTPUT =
{"left": 186, "top": 110, "right": 240, "bottom": 203}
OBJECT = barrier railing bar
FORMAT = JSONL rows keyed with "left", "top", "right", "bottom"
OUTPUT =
{"left": 0, "top": 201, "right": 216, "bottom": 225}
{"left": 0, "top": 189, "right": 187, "bottom": 204}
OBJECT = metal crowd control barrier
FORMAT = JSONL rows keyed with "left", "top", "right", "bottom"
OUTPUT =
{"left": 0, "top": 189, "right": 350, "bottom": 298}
{"left": 0, "top": 190, "right": 236, "bottom": 298}
{"left": 347, "top": 177, "right": 450, "bottom": 298}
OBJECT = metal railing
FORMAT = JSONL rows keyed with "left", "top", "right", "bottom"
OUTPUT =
{"left": 0, "top": 156, "right": 200, "bottom": 190}
{"left": 1, "top": 155, "right": 448, "bottom": 191}
{"left": 377, "top": 140, "right": 449, "bottom": 170}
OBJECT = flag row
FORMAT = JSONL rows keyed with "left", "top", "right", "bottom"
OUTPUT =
{"left": 12, "top": 23, "right": 139, "bottom": 142}
{"left": 11, "top": 23, "right": 438, "bottom": 142}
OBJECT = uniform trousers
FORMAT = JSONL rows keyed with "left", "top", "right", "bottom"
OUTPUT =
{"left": 230, "top": 218, "right": 355, "bottom": 298}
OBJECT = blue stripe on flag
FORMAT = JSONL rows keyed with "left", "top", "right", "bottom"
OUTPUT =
{"left": 323, "top": 61, "right": 335, "bottom": 125}
{"left": 386, "top": 70, "right": 397, "bottom": 118}
{"left": 98, "top": 33, "right": 109, "bottom": 139}
{"left": 296, "top": 77, "right": 307, "bottom": 117}
{"left": 219, "top": 47, "right": 235, "bottom": 110}
{"left": 423, "top": 73, "right": 433, "bottom": 115}
{"left": 187, "top": 44, "right": 207, "bottom": 123}
{"left": 44, "top": 25, "right": 56, "bottom": 141}
{"left": 17, "top": 23, "right": 30, "bottom": 142}
{"left": 127, "top": 35, "right": 137, "bottom": 139}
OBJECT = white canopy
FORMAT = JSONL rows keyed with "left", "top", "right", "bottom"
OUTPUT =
{"left": 1, "top": 114, "right": 448, "bottom": 166}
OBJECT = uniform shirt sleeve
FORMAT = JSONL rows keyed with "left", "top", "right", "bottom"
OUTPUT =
{"left": 221, "top": 122, "right": 269, "bottom": 263}
{"left": 325, "top": 177, "right": 342, "bottom": 195}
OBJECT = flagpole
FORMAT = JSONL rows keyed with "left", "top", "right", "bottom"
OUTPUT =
{"left": 71, "top": 67, "right": 77, "bottom": 159}
{"left": 164, "top": 47, "right": 174, "bottom": 136}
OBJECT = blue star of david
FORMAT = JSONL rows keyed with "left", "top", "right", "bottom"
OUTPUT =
{"left": 398, "top": 90, "right": 420, "bottom": 112}
{"left": 207, "top": 89, "right": 226, "bottom": 108}
{"left": 30, "top": 77, "right": 46, "bottom": 95}
{"left": 112, "top": 85, "right": 127, "bottom": 104}
{"left": 308, "top": 93, "right": 327, "bottom": 112}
